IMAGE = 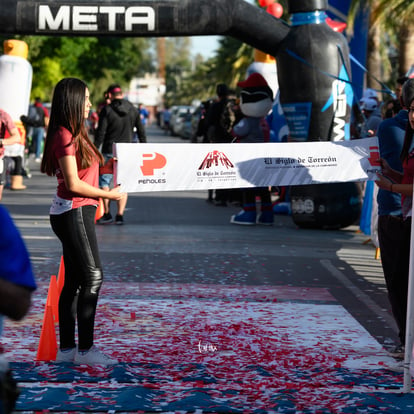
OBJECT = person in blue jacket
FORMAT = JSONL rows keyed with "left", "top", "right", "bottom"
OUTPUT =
{"left": 376, "top": 80, "right": 409, "bottom": 359}
{"left": 0, "top": 204, "right": 36, "bottom": 413}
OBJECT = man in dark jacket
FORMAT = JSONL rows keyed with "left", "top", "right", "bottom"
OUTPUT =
{"left": 94, "top": 84, "right": 146, "bottom": 224}
{"left": 204, "top": 83, "right": 237, "bottom": 206}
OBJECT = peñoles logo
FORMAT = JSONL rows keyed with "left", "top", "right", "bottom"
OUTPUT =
{"left": 140, "top": 152, "right": 167, "bottom": 176}
{"left": 367, "top": 146, "right": 381, "bottom": 166}
{"left": 198, "top": 150, "right": 234, "bottom": 170}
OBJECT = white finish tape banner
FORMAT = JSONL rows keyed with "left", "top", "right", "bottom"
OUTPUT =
{"left": 114, "top": 137, "right": 381, "bottom": 193}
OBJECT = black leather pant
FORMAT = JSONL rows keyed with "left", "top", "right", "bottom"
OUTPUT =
{"left": 50, "top": 205, "right": 103, "bottom": 350}
{"left": 378, "top": 215, "right": 411, "bottom": 344}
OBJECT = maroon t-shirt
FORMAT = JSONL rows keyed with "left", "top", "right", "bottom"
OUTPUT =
{"left": 401, "top": 150, "right": 414, "bottom": 219}
{"left": 52, "top": 126, "right": 99, "bottom": 209}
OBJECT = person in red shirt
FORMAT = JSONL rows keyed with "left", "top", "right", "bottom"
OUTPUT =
{"left": 375, "top": 79, "right": 414, "bottom": 358}
{"left": 0, "top": 109, "right": 22, "bottom": 200}
{"left": 41, "top": 78, "right": 126, "bottom": 366}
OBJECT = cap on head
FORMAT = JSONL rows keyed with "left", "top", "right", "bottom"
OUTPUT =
{"left": 362, "top": 88, "right": 378, "bottom": 101}
{"left": 107, "top": 84, "right": 122, "bottom": 95}
{"left": 360, "top": 97, "right": 378, "bottom": 111}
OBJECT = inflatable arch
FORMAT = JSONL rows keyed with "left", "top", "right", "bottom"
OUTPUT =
{"left": 0, "top": 0, "right": 354, "bottom": 141}
{"left": 0, "top": 0, "right": 363, "bottom": 228}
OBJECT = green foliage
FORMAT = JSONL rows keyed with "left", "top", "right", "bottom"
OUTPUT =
{"left": 214, "top": 36, "right": 254, "bottom": 89}
{"left": 0, "top": 35, "right": 152, "bottom": 106}
{"left": 166, "top": 36, "right": 254, "bottom": 106}
{"left": 348, "top": 0, "right": 414, "bottom": 83}
{"left": 31, "top": 57, "right": 63, "bottom": 102}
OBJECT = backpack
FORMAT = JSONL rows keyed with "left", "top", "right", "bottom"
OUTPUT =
{"left": 26, "top": 105, "right": 45, "bottom": 127}
{"left": 220, "top": 98, "right": 236, "bottom": 134}
{"left": 34, "top": 106, "right": 45, "bottom": 127}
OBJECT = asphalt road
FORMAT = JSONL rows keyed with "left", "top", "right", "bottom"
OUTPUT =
{"left": 2, "top": 124, "right": 399, "bottom": 352}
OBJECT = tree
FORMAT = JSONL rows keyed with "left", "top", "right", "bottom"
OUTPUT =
{"left": 373, "top": 0, "right": 414, "bottom": 76}
{"left": 348, "top": 0, "right": 414, "bottom": 90}
{"left": 213, "top": 36, "right": 254, "bottom": 90}
{"left": 0, "top": 35, "right": 153, "bottom": 105}
{"left": 169, "top": 35, "right": 254, "bottom": 107}
{"left": 163, "top": 37, "right": 193, "bottom": 105}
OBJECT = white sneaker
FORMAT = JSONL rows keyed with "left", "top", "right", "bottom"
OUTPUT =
{"left": 74, "top": 345, "right": 118, "bottom": 366}
{"left": 56, "top": 347, "right": 77, "bottom": 363}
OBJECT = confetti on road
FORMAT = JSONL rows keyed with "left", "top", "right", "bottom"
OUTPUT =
{"left": 4, "top": 282, "right": 414, "bottom": 412}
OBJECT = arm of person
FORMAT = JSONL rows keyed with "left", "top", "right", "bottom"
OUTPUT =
{"left": 0, "top": 279, "right": 31, "bottom": 320}
{"left": 0, "top": 205, "right": 36, "bottom": 320}
{"left": 1, "top": 127, "right": 21, "bottom": 146}
{"left": 389, "top": 182, "right": 413, "bottom": 197}
{"left": 59, "top": 155, "right": 126, "bottom": 201}
{"left": 379, "top": 158, "right": 404, "bottom": 183}
{"left": 375, "top": 173, "right": 413, "bottom": 196}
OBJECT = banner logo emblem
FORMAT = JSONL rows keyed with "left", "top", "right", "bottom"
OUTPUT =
{"left": 368, "top": 146, "right": 381, "bottom": 166}
{"left": 141, "top": 152, "right": 167, "bottom": 176}
{"left": 198, "top": 150, "right": 234, "bottom": 170}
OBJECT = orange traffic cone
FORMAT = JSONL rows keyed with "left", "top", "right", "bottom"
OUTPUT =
{"left": 36, "top": 305, "right": 57, "bottom": 361}
{"left": 95, "top": 198, "right": 105, "bottom": 222}
{"left": 57, "top": 255, "right": 65, "bottom": 296}
{"left": 46, "top": 275, "right": 59, "bottom": 324}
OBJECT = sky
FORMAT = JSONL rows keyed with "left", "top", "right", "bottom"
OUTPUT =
{"left": 191, "top": 35, "right": 220, "bottom": 59}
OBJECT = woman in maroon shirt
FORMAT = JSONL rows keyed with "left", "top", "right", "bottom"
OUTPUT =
{"left": 41, "top": 78, "right": 125, "bottom": 365}
{"left": 376, "top": 79, "right": 414, "bottom": 357}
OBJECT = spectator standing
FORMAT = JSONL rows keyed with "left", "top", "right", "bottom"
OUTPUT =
{"left": 94, "top": 84, "right": 146, "bottom": 224}
{"left": 138, "top": 104, "right": 150, "bottom": 127}
{"left": 41, "top": 77, "right": 125, "bottom": 365}
{"left": 0, "top": 109, "right": 24, "bottom": 197}
{"left": 383, "top": 98, "right": 403, "bottom": 119}
{"left": 360, "top": 97, "right": 382, "bottom": 137}
{"left": 395, "top": 76, "right": 409, "bottom": 102}
{"left": 382, "top": 77, "right": 409, "bottom": 120}
{"left": 162, "top": 106, "right": 171, "bottom": 134}
{"left": 205, "top": 83, "right": 237, "bottom": 206}
{"left": 376, "top": 85, "right": 408, "bottom": 358}
{"left": 375, "top": 78, "right": 414, "bottom": 359}
{"left": 31, "top": 98, "right": 49, "bottom": 162}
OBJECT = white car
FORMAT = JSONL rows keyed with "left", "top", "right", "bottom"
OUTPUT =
{"left": 169, "top": 105, "right": 192, "bottom": 136}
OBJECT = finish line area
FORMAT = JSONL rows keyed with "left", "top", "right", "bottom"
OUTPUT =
{"left": 4, "top": 280, "right": 413, "bottom": 412}
{"left": 3, "top": 142, "right": 414, "bottom": 412}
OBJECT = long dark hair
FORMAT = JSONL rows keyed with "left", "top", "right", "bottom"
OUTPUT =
{"left": 41, "top": 77, "right": 103, "bottom": 176}
{"left": 401, "top": 105, "right": 414, "bottom": 164}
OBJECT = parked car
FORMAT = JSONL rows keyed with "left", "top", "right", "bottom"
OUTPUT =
{"left": 169, "top": 105, "right": 192, "bottom": 136}
{"left": 179, "top": 110, "right": 195, "bottom": 140}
